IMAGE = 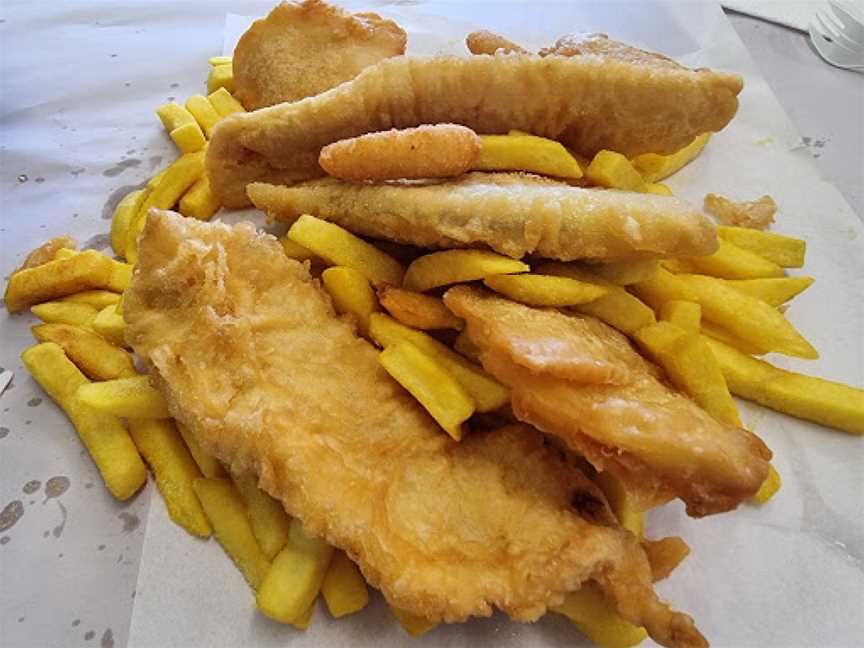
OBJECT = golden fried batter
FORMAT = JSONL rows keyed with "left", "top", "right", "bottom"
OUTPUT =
{"left": 125, "top": 212, "right": 705, "bottom": 647}
{"left": 233, "top": 0, "right": 406, "bottom": 110}
{"left": 249, "top": 173, "right": 718, "bottom": 262}
{"left": 208, "top": 54, "right": 742, "bottom": 206}
{"left": 444, "top": 285, "right": 772, "bottom": 516}
{"left": 319, "top": 124, "right": 482, "bottom": 181}
{"left": 466, "top": 30, "right": 528, "bottom": 55}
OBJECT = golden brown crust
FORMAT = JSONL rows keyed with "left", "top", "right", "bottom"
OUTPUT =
{"left": 20, "top": 235, "right": 77, "bottom": 270}
{"left": 540, "top": 32, "right": 684, "bottom": 70}
{"left": 466, "top": 30, "right": 528, "bottom": 55}
{"left": 125, "top": 212, "right": 705, "bottom": 647}
{"left": 209, "top": 54, "right": 742, "bottom": 207}
{"left": 248, "top": 173, "right": 719, "bottom": 263}
{"left": 319, "top": 124, "right": 482, "bottom": 181}
{"left": 443, "top": 285, "right": 773, "bottom": 517}
{"left": 233, "top": 0, "right": 406, "bottom": 110}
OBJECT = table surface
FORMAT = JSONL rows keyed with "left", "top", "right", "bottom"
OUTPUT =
{"left": 0, "top": 5, "right": 862, "bottom": 648}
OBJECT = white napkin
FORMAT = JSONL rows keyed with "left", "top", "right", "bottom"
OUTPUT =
{"left": 721, "top": 0, "right": 828, "bottom": 31}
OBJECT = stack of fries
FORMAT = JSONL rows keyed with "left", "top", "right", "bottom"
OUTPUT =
{"left": 5, "top": 54, "right": 862, "bottom": 648}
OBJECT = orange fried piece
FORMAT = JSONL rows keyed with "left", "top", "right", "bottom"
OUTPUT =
{"left": 20, "top": 235, "right": 77, "bottom": 270}
{"left": 444, "top": 285, "right": 772, "bottom": 517}
{"left": 541, "top": 33, "right": 684, "bottom": 70}
{"left": 466, "top": 30, "right": 527, "bottom": 55}
{"left": 319, "top": 124, "right": 482, "bottom": 181}
{"left": 233, "top": 0, "right": 406, "bottom": 110}
{"left": 704, "top": 193, "right": 777, "bottom": 229}
{"left": 125, "top": 212, "right": 705, "bottom": 648}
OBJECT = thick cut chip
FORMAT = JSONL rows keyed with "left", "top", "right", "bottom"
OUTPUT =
{"left": 32, "top": 301, "right": 98, "bottom": 329}
{"left": 5, "top": 251, "right": 115, "bottom": 313}
{"left": 552, "top": 582, "right": 649, "bottom": 648}
{"left": 18, "top": 235, "right": 77, "bottom": 270}
{"left": 321, "top": 551, "right": 369, "bottom": 618}
{"left": 483, "top": 273, "right": 607, "bottom": 307}
{"left": 588, "top": 259, "right": 659, "bottom": 286}
{"left": 179, "top": 176, "right": 220, "bottom": 221}
{"left": 320, "top": 266, "right": 378, "bottom": 335}
{"left": 21, "top": 343, "right": 146, "bottom": 500}
{"left": 77, "top": 375, "right": 171, "bottom": 419}
{"left": 170, "top": 122, "right": 207, "bottom": 154}
{"left": 62, "top": 290, "right": 121, "bottom": 310}
{"left": 111, "top": 189, "right": 148, "bottom": 257}
{"left": 474, "top": 134, "right": 582, "bottom": 179}
{"left": 586, "top": 150, "right": 646, "bottom": 190}
{"left": 717, "top": 226, "right": 805, "bottom": 267}
{"left": 671, "top": 239, "right": 784, "bottom": 279}
{"left": 377, "top": 286, "right": 462, "bottom": 330}
{"left": 32, "top": 323, "right": 136, "bottom": 380}
{"left": 177, "top": 422, "right": 225, "bottom": 479}
{"left": 659, "top": 300, "right": 701, "bottom": 333}
{"left": 123, "top": 213, "right": 704, "bottom": 646}
{"left": 93, "top": 304, "right": 127, "bottom": 347}
{"left": 404, "top": 249, "right": 529, "bottom": 292}
{"left": 185, "top": 95, "right": 221, "bottom": 138}
{"left": 128, "top": 418, "right": 211, "bottom": 537}
{"left": 207, "top": 87, "right": 246, "bottom": 117}
{"left": 722, "top": 276, "right": 814, "bottom": 306}
{"left": 632, "top": 133, "right": 711, "bottom": 183}
{"left": 231, "top": 470, "right": 292, "bottom": 560}
{"left": 207, "top": 64, "right": 234, "bottom": 94}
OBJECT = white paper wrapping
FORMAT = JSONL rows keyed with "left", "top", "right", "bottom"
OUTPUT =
{"left": 1, "top": 3, "right": 861, "bottom": 648}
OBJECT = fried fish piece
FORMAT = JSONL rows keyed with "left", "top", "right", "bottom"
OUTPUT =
{"left": 125, "top": 212, "right": 705, "bottom": 647}
{"left": 208, "top": 54, "right": 742, "bottom": 207}
{"left": 233, "top": 0, "right": 406, "bottom": 110}
{"left": 444, "top": 285, "right": 772, "bottom": 517}
{"left": 466, "top": 30, "right": 528, "bottom": 55}
{"left": 319, "top": 124, "right": 482, "bottom": 181}
{"left": 540, "top": 32, "right": 684, "bottom": 70}
{"left": 249, "top": 173, "right": 718, "bottom": 262}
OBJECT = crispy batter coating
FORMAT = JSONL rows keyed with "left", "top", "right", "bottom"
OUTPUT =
{"left": 208, "top": 54, "right": 742, "bottom": 207}
{"left": 466, "top": 30, "right": 528, "bottom": 55}
{"left": 704, "top": 193, "right": 777, "bottom": 229}
{"left": 249, "top": 173, "right": 718, "bottom": 263}
{"left": 233, "top": 0, "right": 406, "bottom": 110}
{"left": 541, "top": 32, "right": 684, "bottom": 70}
{"left": 125, "top": 212, "right": 705, "bottom": 647}
{"left": 443, "top": 285, "right": 772, "bottom": 517}
{"left": 319, "top": 124, "right": 482, "bottom": 181}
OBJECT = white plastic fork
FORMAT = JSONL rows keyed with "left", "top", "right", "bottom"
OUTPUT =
{"left": 809, "top": 0, "right": 864, "bottom": 71}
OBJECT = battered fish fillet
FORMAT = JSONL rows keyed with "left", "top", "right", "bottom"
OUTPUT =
{"left": 125, "top": 212, "right": 706, "bottom": 647}
{"left": 540, "top": 32, "right": 685, "bottom": 69}
{"left": 443, "top": 286, "right": 772, "bottom": 517}
{"left": 249, "top": 173, "right": 718, "bottom": 262}
{"left": 208, "top": 54, "right": 742, "bottom": 207}
{"left": 233, "top": 0, "right": 406, "bottom": 110}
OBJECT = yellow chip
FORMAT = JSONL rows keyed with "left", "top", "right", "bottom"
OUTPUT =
{"left": 403, "top": 249, "right": 528, "bottom": 292}
{"left": 207, "top": 63, "right": 235, "bottom": 95}
{"left": 718, "top": 226, "right": 805, "bottom": 268}
{"left": 111, "top": 188, "right": 148, "bottom": 258}
{"left": 321, "top": 266, "right": 379, "bottom": 335}
{"left": 207, "top": 87, "right": 246, "bottom": 117}
{"left": 76, "top": 375, "right": 170, "bottom": 419}
{"left": 169, "top": 122, "right": 207, "bottom": 154}
{"left": 231, "top": 470, "right": 291, "bottom": 560}
{"left": 155, "top": 102, "right": 196, "bottom": 132}
{"left": 32, "top": 301, "right": 98, "bottom": 330}
{"left": 176, "top": 422, "right": 225, "bottom": 479}
{"left": 392, "top": 607, "right": 438, "bottom": 637}
{"left": 321, "top": 551, "right": 369, "bottom": 619}
{"left": 474, "top": 134, "right": 582, "bottom": 179}
{"left": 483, "top": 273, "right": 607, "bottom": 307}
{"left": 61, "top": 290, "right": 121, "bottom": 310}
{"left": 552, "top": 582, "right": 648, "bottom": 648}
{"left": 92, "top": 304, "right": 127, "bottom": 347}
{"left": 585, "top": 150, "right": 645, "bottom": 191}
{"left": 186, "top": 95, "right": 221, "bottom": 138}
{"left": 32, "top": 323, "right": 136, "bottom": 381}
{"left": 632, "top": 133, "right": 711, "bottom": 183}
{"left": 179, "top": 176, "right": 220, "bottom": 221}
{"left": 378, "top": 285, "right": 462, "bottom": 331}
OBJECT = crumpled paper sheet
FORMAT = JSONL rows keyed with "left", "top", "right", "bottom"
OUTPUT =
{"left": 0, "top": 2, "right": 860, "bottom": 647}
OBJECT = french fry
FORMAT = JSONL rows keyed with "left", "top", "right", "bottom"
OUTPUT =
{"left": 279, "top": 235, "right": 317, "bottom": 262}
{"left": 642, "top": 537, "right": 690, "bottom": 581}
{"left": 592, "top": 472, "right": 644, "bottom": 536}
{"left": 675, "top": 239, "right": 785, "bottom": 279}
{"left": 32, "top": 301, "right": 98, "bottom": 329}
{"left": 61, "top": 290, "right": 120, "bottom": 309}
{"left": 718, "top": 226, "right": 805, "bottom": 268}
{"left": 752, "top": 464, "right": 782, "bottom": 504}
{"left": 107, "top": 258, "right": 133, "bottom": 293}
{"left": 320, "top": 266, "right": 379, "bottom": 335}
{"left": 538, "top": 263, "right": 656, "bottom": 334}
{"left": 19, "top": 235, "right": 77, "bottom": 270}
{"left": 473, "top": 134, "right": 583, "bottom": 179}
{"left": 231, "top": 470, "right": 292, "bottom": 560}
{"left": 288, "top": 214, "right": 404, "bottom": 286}
{"left": 585, "top": 150, "right": 645, "bottom": 191}
{"left": 76, "top": 375, "right": 171, "bottom": 419}
{"left": 156, "top": 102, "right": 197, "bottom": 131}
{"left": 207, "top": 64, "right": 235, "bottom": 95}
{"left": 642, "top": 182, "right": 672, "bottom": 196}
{"left": 207, "top": 87, "right": 246, "bottom": 117}
{"left": 588, "top": 259, "right": 659, "bottom": 286}
{"left": 629, "top": 266, "right": 697, "bottom": 311}
{"left": 634, "top": 321, "right": 741, "bottom": 426}
{"left": 147, "top": 167, "right": 168, "bottom": 189}
{"left": 551, "top": 582, "right": 648, "bottom": 648}
{"left": 678, "top": 273, "right": 817, "bottom": 359}
{"left": 403, "top": 249, "right": 529, "bottom": 293}
{"left": 321, "top": 551, "right": 370, "bottom": 618}
{"left": 53, "top": 248, "right": 77, "bottom": 261}
{"left": 659, "top": 300, "right": 701, "bottom": 333}
{"left": 176, "top": 422, "right": 225, "bottom": 478}
{"left": 21, "top": 343, "right": 147, "bottom": 500}
{"left": 126, "top": 150, "right": 206, "bottom": 262}
{"left": 32, "top": 323, "right": 136, "bottom": 380}
{"left": 369, "top": 313, "right": 509, "bottom": 412}
{"left": 193, "top": 477, "right": 271, "bottom": 589}
{"left": 169, "top": 122, "right": 207, "bottom": 154}
{"left": 179, "top": 176, "right": 220, "bottom": 221}
{"left": 722, "top": 276, "right": 814, "bottom": 307}
{"left": 291, "top": 602, "right": 316, "bottom": 630}
{"left": 378, "top": 285, "right": 462, "bottom": 330}
{"left": 128, "top": 418, "right": 211, "bottom": 537}
{"left": 114, "top": 293, "right": 124, "bottom": 316}
{"left": 705, "top": 337, "right": 864, "bottom": 434}
{"left": 257, "top": 518, "right": 334, "bottom": 624}
{"left": 379, "top": 341, "right": 475, "bottom": 440}
{"left": 631, "top": 133, "right": 711, "bottom": 183}
{"left": 185, "top": 95, "right": 221, "bottom": 138}
{"left": 111, "top": 188, "right": 148, "bottom": 258}
{"left": 483, "top": 273, "right": 608, "bottom": 307}
{"left": 700, "top": 320, "right": 768, "bottom": 356}
{"left": 391, "top": 607, "right": 438, "bottom": 637}
{"left": 5, "top": 250, "right": 116, "bottom": 312}
{"left": 208, "top": 55, "right": 232, "bottom": 66}
{"left": 92, "top": 304, "right": 127, "bottom": 347}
